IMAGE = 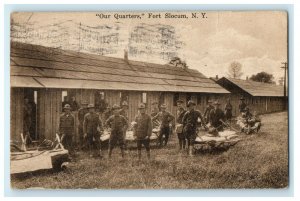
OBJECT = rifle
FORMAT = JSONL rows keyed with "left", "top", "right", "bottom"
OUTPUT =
{"left": 220, "top": 120, "right": 240, "bottom": 133}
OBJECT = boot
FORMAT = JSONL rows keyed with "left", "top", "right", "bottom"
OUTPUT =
{"left": 183, "top": 140, "right": 186, "bottom": 150}
{"left": 138, "top": 150, "right": 142, "bottom": 161}
{"left": 146, "top": 151, "right": 150, "bottom": 160}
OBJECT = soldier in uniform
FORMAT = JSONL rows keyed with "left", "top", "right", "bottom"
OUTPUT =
{"left": 105, "top": 104, "right": 128, "bottom": 158}
{"left": 175, "top": 100, "right": 187, "bottom": 150}
{"left": 59, "top": 104, "right": 75, "bottom": 156}
{"left": 103, "top": 105, "right": 112, "bottom": 124}
{"left": 246, "top": 111, "right": 262, "bottom": 134}
{"left": 224, "top": 98, "right": 233, "bottom": 122}
{"left": 182, "top": 100, "right": 207, "bottom": 156}
{"left": 239, "top": 97, "right": 247, "bottom": 113}
{"left": 152, "top": 103, "right": 174, "bottom": 147}
{"left": 209, "top": 101, "right": 225, "bottom": 134}
{"left": 120, "top": 101, "right": 129, "bottom": 140}
{"left": 83, "top": 104, "right": 103, "bottom": 158}
{"left": 133, "top": 103, "right": 152, "bottom": 160}
{"left": 78, "top": 101, "right": 89, "bottom": 150}
{"left": 203, "top": 100, "right": 214, "bottom": 124}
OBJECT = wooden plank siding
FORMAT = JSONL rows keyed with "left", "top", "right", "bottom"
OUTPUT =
{"left": 10, "top": 88, "right": 24, "bottom": 143}
{"left": 11, "top": 87, "right": 233, "bottom": 143}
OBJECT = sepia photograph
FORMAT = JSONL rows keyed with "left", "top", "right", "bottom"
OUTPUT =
{"left": 9, "top": 11, "right": 288, "bottom": 189}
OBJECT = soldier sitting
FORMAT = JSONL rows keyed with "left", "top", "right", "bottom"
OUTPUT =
{"left": 105, "top": 104, "right": 128, "bottom": 158}
{"left": 244, "top": 111, "right": 262, "bottom": 134}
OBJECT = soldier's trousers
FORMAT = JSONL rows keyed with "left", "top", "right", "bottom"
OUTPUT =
{"left": 137, "top": 138, "right": 150, "bottom": 151}
{"left": 184, "top": 127, "right": 197, "bottom": 146}
{"left": 62, "top": 134, "right": 74, "bottom": 155}
{"left": 109, "top": 129, "right": 125, "bottom": 150}
{"left": 87, "top": 132, "right": 101, "bottom": 151}
{"left": 158, "top": 126, "right": 170, "bottom": 146}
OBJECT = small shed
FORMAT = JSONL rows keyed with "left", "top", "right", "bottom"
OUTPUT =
{"left": 10, "top": 41, "right": 229, "bottom": 143}
{"left": 216, "top": 77, "right": 286, "bottom": 116}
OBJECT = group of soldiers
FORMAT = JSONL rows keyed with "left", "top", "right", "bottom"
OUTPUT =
{"left": 57, "top": 96, "right": 262, "bottom": 160}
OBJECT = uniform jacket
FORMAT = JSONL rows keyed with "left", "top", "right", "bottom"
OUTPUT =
{"left": 59, "top": 113, "right": 75, "bottom": 135}
{"left": 134, "top": 113, "right": 152, "bottom": 139}
{"left": 239, "top": 102, "right": 247, "bottom": 113}
{"left": 105, "top": 115, "right": 128, "bottom": 132}
{"left": 83, "top": 112, "right": 103, "bottom": 134}
{"left": 120, "top": 109, "right": 129, "bottom": 119}
{"left": 204, "top": 105, "right": 214, "bottom": 119}
{"left": 182, "top": 109, "right": 205, "bottom": 129}
{"left": 78, "top": 107, "right": 89, "bottom": 126}
{"left": 152, "top": 111, "right": 174, "bottom": 128}
{"left": 209, "top": 108, "right": 225, "bottom": 128}
{"left": 176, "top": 108, "right": 186, "bottom": 124}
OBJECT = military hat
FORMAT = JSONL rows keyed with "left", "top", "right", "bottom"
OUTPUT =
{"left": 213, "top": 101, "right": 221, "bottom": 105}
{"left": 121, "top": 101, "right": 129, "bottom": 106}
{"left": 176, "top": 99, "right": 184, "bottom": 104}
{"left": 138, "top": 103, "right": 146, "bottom": 109}
{"left": 106, "top": 105, "right": 111, "bottom": 109}
{"left": 87, "top": 104, "right": 95, "bottom": 109}
{"left": 112, "top": 104, "right": 120, "bottom": 110}
{"left": 160, "top": 104, "right": 167, "bottom": 108}
{"left": 240, "top": 96, "right": 245, "bottom": 100}
{"left": 187, "top": 100, "right": 196, "bottom": 107}
{"left": 63, "top": 104, "right": 71, "bottom": 109}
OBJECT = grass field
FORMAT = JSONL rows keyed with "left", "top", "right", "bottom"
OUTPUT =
{"left": 11, "top": 111, "right": 289, "bottom": 189}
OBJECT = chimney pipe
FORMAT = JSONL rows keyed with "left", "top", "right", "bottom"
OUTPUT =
{"left": 246, "top": 76, "right": 248, "bottom": 80}
{"left": 216, "top": 75, "right": 219, "bottom": 80}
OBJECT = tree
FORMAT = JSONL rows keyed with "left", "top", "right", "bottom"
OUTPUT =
{"left": 250, "top": 72, "right": 275, "bottom": 84}
{"left": 227, "top": 61, "right": 243, "bottom": 78}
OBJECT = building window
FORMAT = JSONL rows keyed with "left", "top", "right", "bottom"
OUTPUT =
{"left": 173, "top": 93, "right": 179, "bottom": 106}
{"left": 142, "top": 92, "right": 147, "bottom": 104}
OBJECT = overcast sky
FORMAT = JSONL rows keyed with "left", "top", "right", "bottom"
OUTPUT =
{"left": 11, "top": 11, "right": 287, "bottom": 83}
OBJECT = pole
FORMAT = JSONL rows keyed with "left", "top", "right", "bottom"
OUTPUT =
{"left": 281, "top": 62, "right": 288, "bottom": 110}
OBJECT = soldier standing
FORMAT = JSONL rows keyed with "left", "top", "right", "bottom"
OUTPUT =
{"left": 59, "top": 104, "right": 75, "bottom": 157}
{"left": 83, "top": 104, "right": 103, "bottom": 158}
{"left": 182, "top": 100, "right": 207, "bottom": 156}
{"left": 133, "top": 103, "right": 152, "bottom": 161}
{"left": 103, "top": 105, "right": 112, "bottom": 125}
{"left": 175, "top": 100, "right": 187, "bottom": 150}
{"left": 105, "top": 104, "right": 128, "bottom": 158}
{"left": 120, "top": 101, "right": 129, "bottom": 119}
{"left": 78, "top": 102, "right": 89, "bottom": 150}
{"left": 209, "top": 101, "right": 225, "bottom": 133}
{"left": 203, "top": 100, "right": 214, "bottom": 124}
{"left": 152, "top": 104, "right": 174, "bottom": 147}
{"left": 224, "top": 98, "right": 233, "bottom": 122}
{"left": 239, "top": 97, "right": 247, "bottom": 113}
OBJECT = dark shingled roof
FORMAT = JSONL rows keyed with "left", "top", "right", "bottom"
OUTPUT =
{"left": 10, "top": 42, "right": 229, "bottom": 93}
{"left": 217, "top": 77, "right": 284, "bottom": 97}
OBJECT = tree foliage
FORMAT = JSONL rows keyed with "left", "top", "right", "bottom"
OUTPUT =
{"left": 227, "top": 61, "right": 243, "bottom": 78}
{"left": 250, "top": 72, "right": 275, "bottom": 83}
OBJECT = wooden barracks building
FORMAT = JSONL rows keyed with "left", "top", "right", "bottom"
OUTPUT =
{"left": 10, "top": 42, "right": 230, "bottom": 143}
{"left": 216, "top": 77, "right": 286, "bottom": 116}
